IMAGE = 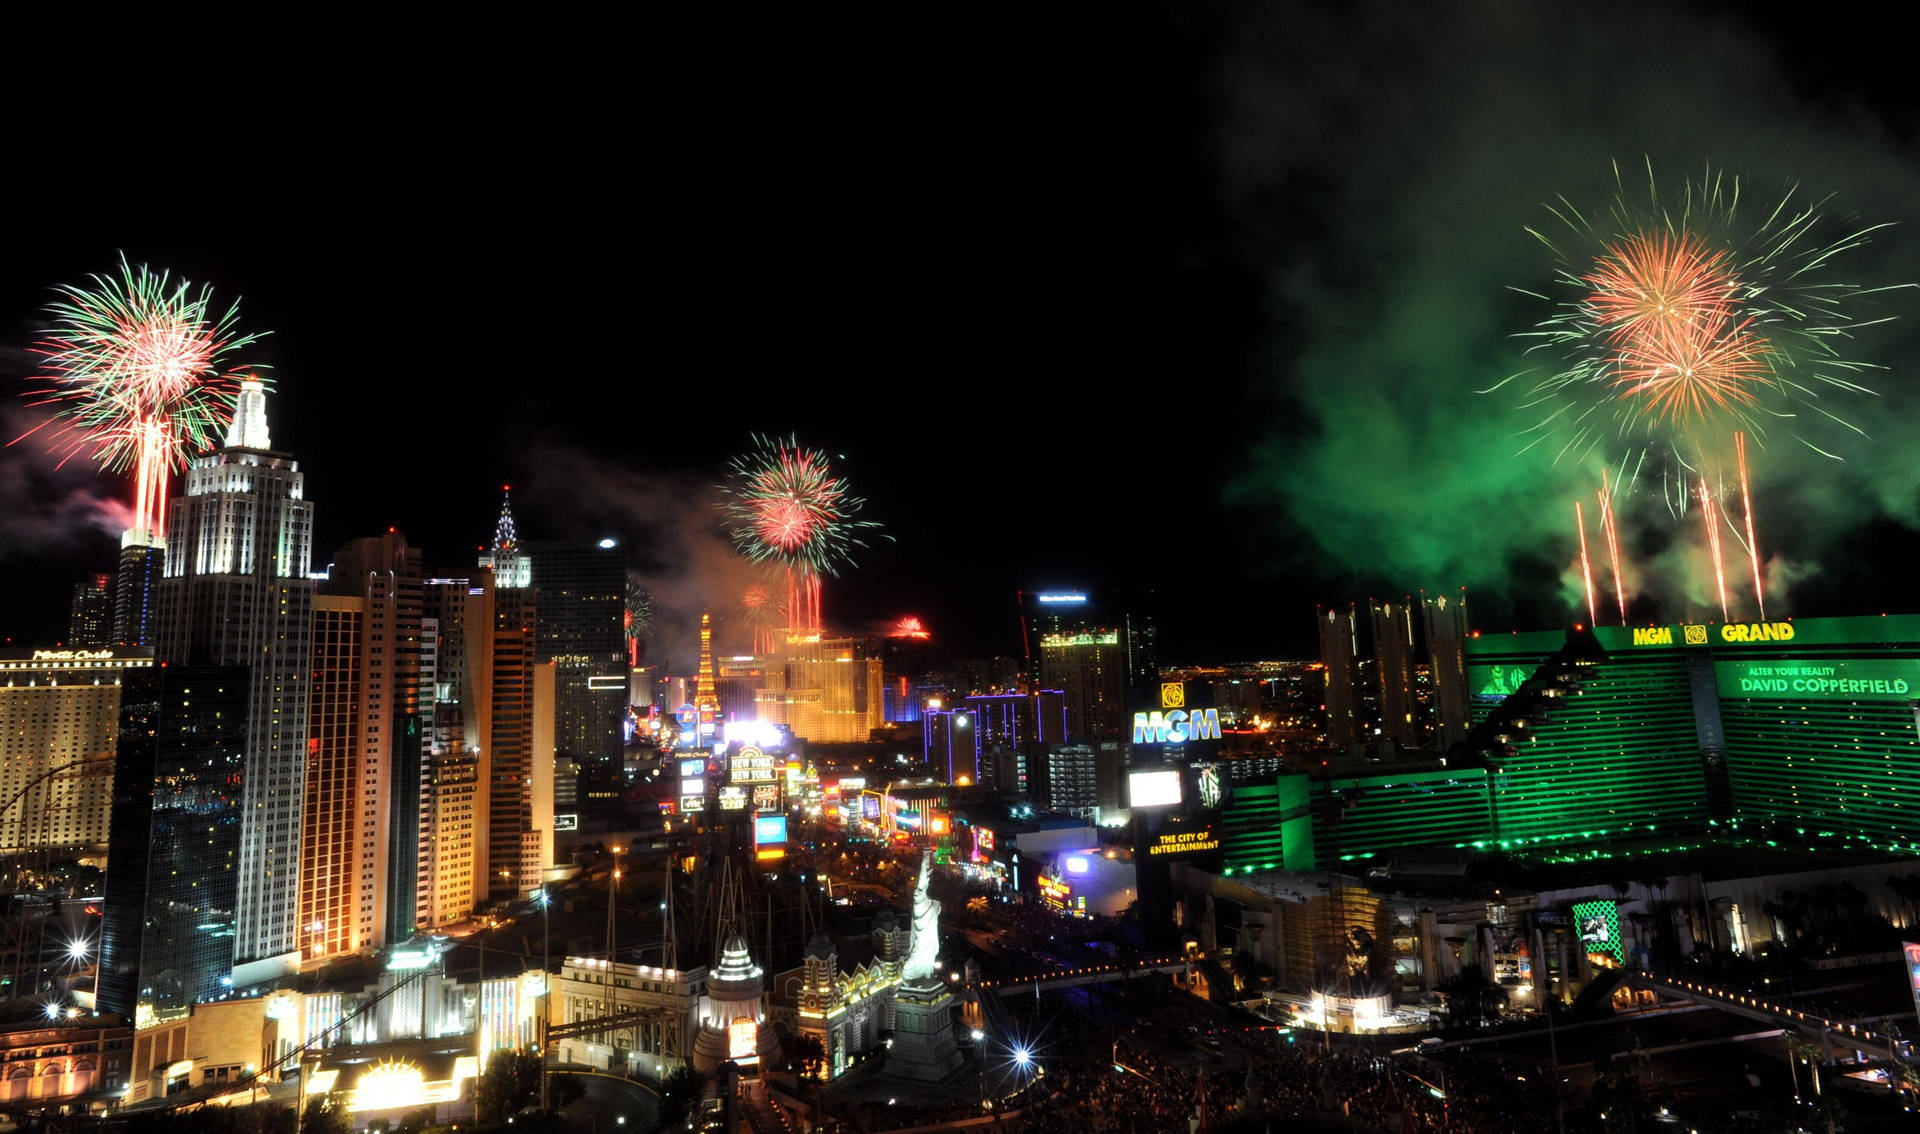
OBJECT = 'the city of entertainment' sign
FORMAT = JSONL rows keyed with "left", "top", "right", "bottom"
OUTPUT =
{"left": 1131, "top": 708, "right": 1221, "bottom": 744}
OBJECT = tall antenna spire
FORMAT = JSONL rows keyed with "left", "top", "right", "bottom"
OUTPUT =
{"left": 492, "top": 485, "right": 519, "bottom": 556}
{"left": 481, "top": 485, "right": 532, "bottom": 588}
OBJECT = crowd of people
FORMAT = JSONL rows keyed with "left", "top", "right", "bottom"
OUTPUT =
{"left": 1007, "top": 1021, "right": 1559, "bottom": 1133}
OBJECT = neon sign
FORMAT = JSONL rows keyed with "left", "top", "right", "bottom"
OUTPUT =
{"left": 1041, "top": 631, "right": 1117, "bottom": 647}
{"left": 1149, "top": 828, "right": 1220, "bottom": 857}
{"left": 1035, "top": 593, "right": 1087, "bottom": 604}
{"left": 1631, "top": 621, "right": 1797, "bottom": 647}
{"left": 731, "top": 746, "right": 779, "bottom": 784}
{"left": 1131, "top": 708, "right": 1221, "bottom": 744}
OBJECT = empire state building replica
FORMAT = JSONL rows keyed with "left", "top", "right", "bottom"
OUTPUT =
{"left": 155, "top": 378, "right": 315, "bottom": 980}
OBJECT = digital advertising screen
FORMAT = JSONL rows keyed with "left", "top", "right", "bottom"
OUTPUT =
{"left": 1128, "top": 769, "right": 1183, "bottom": 809}
{"left": 754, "top": 813, "right": 788, "bottom": 845}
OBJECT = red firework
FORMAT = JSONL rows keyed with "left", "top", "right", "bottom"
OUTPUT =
{"left": 1584, "top": 230, "right": 1740, "bottom": 346}
{"left": 1609, "top": 311, "right": 1770, "bottom": 426}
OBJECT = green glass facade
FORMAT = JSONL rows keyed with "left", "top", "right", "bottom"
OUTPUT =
{"left": 1221, "top": 615, "right": 1920, "bottom": 873}
{"left": 1484, "top": 648, "right": 1707, "bottom": 850}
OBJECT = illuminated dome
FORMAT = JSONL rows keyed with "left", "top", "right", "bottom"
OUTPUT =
{"left": 714, "top": 936, "right": 761, "bottom": 982}
{"left": 693, "top": 934, "right": 776, "bottom": 1073}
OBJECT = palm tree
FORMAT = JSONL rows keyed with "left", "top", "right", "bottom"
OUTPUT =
{"left": 1886, "top": 873, "right": 1920, "bottom": 928}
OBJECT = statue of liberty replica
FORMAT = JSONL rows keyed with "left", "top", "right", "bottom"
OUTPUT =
{"left": 887, "top": 851, "right": 963, "bottom": 1080}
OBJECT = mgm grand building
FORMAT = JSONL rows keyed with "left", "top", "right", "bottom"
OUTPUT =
{"left": 1456, "top": 613, "right": 1920, "bottom": 859}
{"left": 1218, "top": 614, "right": 1920, "bottom": 870}
{"left": 1195, "top": 615, "right": 1920, "bottom": 1012}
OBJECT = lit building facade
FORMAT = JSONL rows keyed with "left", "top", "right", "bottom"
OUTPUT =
{"left": 113, "top": 532, "right": 164, "bottom": 648}
{"left": 99, "top": 664, "right": 249, "bottom": 1022}
{"left": 1422, "top": 590, "right": 1470, "bottom": 748}
{"left": 323, "top": 532, "right": 426, "bottom": 946}
{"left": 67, "top": 575, "right": 113, "bottom": 647}
{"left": 0, "top": 1021, "right": 130, "bottom": 1108}
{"left": 0, "top": 648, "right": 153, "bottom": 856}
{"left": 690, "top": 937, "right": 778, "bottom": 1073}
{"left": 1038, "top": 631, "right": 1127, "bottom": 742}
{"left": 524, "top": 540, "right": 628, "bottom": 786}
{"left": 551, "top": 956, "right": 706, "bottom": 1077}
{"left": 155, "top": 380, "right": 312, "bottom": 975}
{"left": 782, "top": 927, "right": 905, "bottom": 1079}
{"left": 419, "top": 576, "right": 553, "bottom": 914}
{"left": 304, "top": 596, "right": 377, "bottom": 960}
{"left": 757, "top": 636, "right": 885, "bottom": 743}
{"left": 1219, "top": 613, "right": 1920, "bottom": 873}
{"left": 1318, "top": 606, "right": 1358, "bottom": 749}
{"left": 1368, "top": 601, "right": 1415, "bottom": 747}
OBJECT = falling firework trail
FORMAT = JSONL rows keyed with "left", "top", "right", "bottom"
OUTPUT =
{"left": 720, "top": 434, "right": 883, "bottom": 638}
{"left": 1736, "top": 432, "right": 1765, "bottom": 621}
{"left": 1599, "top": 468, "right": 1627, "bottom": 623}
{"left": 21, "top": 255, "right": 264, "bottom": 536}
{"left": 1699, "top": 477, "right": 1730, "bottom": 621}
{"left": 1576, "top": 500, "right": 1597, "bottom": 628}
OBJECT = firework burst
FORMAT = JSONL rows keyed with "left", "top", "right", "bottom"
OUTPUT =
{"left": 1492, "top": 163, "right": 1899, "bottom": 620}
{"left": 735, "top": 579, "right": 786, "bottom": 655}
{"left": 1504, "top": 162, "right": 1890, "bottom": 468}
{"left": 720, "top": 434, "right": 884, "bottom": 637}
{"left": 625, "top": 571, "right": 654, "bottom": 667}
{"left": 18, "top": 254, "right": 265, "bottom": 536}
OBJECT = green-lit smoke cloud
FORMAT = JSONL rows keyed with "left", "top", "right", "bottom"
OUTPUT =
{"left": 1220, "top": 2, "right": 1920, "bottom": 627}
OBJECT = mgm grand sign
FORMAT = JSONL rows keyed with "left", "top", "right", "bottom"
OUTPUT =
{"left": 1631, "top": 621, "right": 1795, "bottom": 648}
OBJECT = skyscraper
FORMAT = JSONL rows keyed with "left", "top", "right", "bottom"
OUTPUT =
{"left": 322, "top": 532, "right": 425, "bottom": 945}
{"left": 303, "top": 596, "right": 378, "bottom": 960}
{"left": 112, "top": 532, "right": 163, "bottom": 647}
{"left": 478, "top": 488, "right": 532, "bottom": 590}
{"left": 155, "top": 379, "right": 313, "bottom": 976}
{"left": 1421, "top": 590, "right": 1470, "bottom": 748}
{"left": 524, "top": 540, "right": 627, "bottom": 786}
{"left": 756, "top": 635, "right": 886, "bottom": 743}
{"left": 1318, "top": 606, "right": 1357, "bottom": 750}
{"left": 99, "top": 664, "right": 248, "bottom": 1021}
{"left": 67, "top": 575, "right": 113, "bottom": 647}
{"left": 421, "top": 576, "right": 494, "bottom": 925}
{"left": 0, "top": 647, "right": 153, "bottom": 857}
{"left": 1368, "top": 600, "right": 1415, "bottom": 747}
{"left": 490, "top": 587, "right": 544, "bottom": 900}
{"left": 1038, "top": 630, "right": 1126, "bottom": 742}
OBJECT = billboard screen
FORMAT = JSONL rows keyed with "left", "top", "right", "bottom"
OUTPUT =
{"left": 730, "top": 746, "right": 779, "bottom": 784}
{"left": 1903, "top": 940, "right": 1920, "bottom": 1029}
{"left": 679, "top": 758, "right": 705, "bottom": 779}
{"left": 754, "top": 813, "right": 787, "bottom": 845}
{"left": 1572, "top": 899, "right": 1622, "bottom": 962}
{"left": 1717, "top": 658, "right": 1920, "bottom": 702}
{"left": 1128, "top": 769, "right": 1182, "bottom": 809}
{"left": 861, "top": 794, "right": 882, "bottom": 821}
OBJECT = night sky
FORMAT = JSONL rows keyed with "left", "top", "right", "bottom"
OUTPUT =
{"left": 5, "top": 5, "right": 1920, "bottom": 665}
